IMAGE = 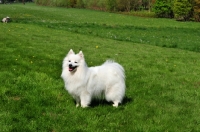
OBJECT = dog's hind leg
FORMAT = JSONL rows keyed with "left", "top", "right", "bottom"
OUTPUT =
{"left": 105, "top": 85, "right": 124, "bottom": 108}
{"left": 106, "top": 94, "right": 121, "bottom": 107}
{"left": 112, "top": 101, "right": 120, "bottom": 107}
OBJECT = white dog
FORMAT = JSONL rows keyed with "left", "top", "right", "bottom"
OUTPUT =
{"left": 2, "top": 17, "right": 10, "bottom": 23}
{"left": 61, "top": 49, "right": 125, "bottom": 108}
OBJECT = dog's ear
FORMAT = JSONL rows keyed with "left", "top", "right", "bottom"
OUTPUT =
{"left": 79, "top": 51, "right": 84, "bottom": 58}
{"left": 67, "top": 49, "right": 75, "bottom": 55}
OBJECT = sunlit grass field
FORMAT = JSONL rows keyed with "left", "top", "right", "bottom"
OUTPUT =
{"left": 0, "top": 3, "right": 200, "bottom": 131}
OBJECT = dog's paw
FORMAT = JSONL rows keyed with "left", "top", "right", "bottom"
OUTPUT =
{"left": 112, "top": 102, "right": 119, "bottom": 108}
{"left": 76, "top": 103, "right": 80, "bottom": 107}
{"left": 81, "top": 104, "right": 89, "bottom": 108}
{"left": 112, "top": 104, "right": 118, "bottom": 108}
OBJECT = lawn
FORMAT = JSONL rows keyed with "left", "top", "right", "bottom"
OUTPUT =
{"left": 0, "top": 3, "right": 200, "bottom": 132}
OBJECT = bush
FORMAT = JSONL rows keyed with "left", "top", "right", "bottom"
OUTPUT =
{"left": 173, "top": 0, "right": 192, "bottom": 21}
{"left": 153, "top": 0, "right": 173, "bottom": 18}
{"left": 106, "top": 0, "right": 117, "bottom": 11}
{"left": 96, "top": 0, "right": 107, "bottom": 11}
{"left": 56, "top": 0, "right": 70, "bottom": 7}
{"left": 193, "top": 0, "right": 200, "bottom": 21}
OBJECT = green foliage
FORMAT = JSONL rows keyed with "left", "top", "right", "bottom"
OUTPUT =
{"left": 75, "top": 0, "right": 85, "bottom": 8}
{"left": 106, "top": 0, "right": 117, "bottom": 11}
{"left": 1, "top": 4, "right": 200, "bottom": 131}
{"left": 173, "top": 0, "right": 192, "bottom": 21}
{"left": 56, "top": 0, "right": 70, "bottom": 7}
{"left": 97, "top": 0, "right": 107, "bottom": 11}
{"left": 116, "top": 0, "right": 141, "bottom": 12}
{"left": 116, "top": 0, "right": 126, "bottom": 11}
{"left": 153, "top": 0, "right": 173, "bottom": 18}
{"left": 193, "top": 0, "right": 200, "bottom": 21}
{"left": 69, "top": 0, "right": 76, "bottom": 7}
{"left": 83, "top": 0, "right": 107, "bottom": 11}
{"left": 34, "top": 0, "right": 152, "bottom": 12}
{"left": 33, "top": 0, "right": 200, "bottom": 21}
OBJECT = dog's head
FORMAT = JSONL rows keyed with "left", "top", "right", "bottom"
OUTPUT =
{"left": 6, "top": 17, "right": 10, "bottom": 21}
{"left": 64, "top": 49, "right": 84, "bottom": 73}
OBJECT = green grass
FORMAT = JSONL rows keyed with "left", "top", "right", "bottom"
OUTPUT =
{"left": 1, "top": 3, "right": 200, "bottom": 52}
{"left": 1, "top": 3, "right": 200, "bottom": 132}
{"left": 120, "top": 10, "right": 156, "bottom": 18}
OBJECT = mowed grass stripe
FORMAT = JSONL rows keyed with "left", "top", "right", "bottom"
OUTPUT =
{"left": 1, "top": 3, "right": 200, "bottom": 52}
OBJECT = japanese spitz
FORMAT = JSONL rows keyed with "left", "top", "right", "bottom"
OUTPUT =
{"left": 61, "top": 49, "right": 125, "bottom": 108}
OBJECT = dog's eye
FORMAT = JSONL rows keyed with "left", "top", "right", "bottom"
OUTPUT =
{"left": 68, "top": 60, "right": 71, "bottom": 62}
{"left": 75, "top": 61, "right": 77, "bottom": 63}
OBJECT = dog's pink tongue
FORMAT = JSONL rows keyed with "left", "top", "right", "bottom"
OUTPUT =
{"left": 69, "top": 68, "right": 73, "bottom": 71}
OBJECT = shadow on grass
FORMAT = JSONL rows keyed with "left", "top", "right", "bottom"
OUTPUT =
{"left": 89, "top": 96, "right": 132, "bottom": 108}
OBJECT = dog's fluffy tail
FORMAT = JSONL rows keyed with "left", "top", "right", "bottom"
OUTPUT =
{"left": 103, "top": 60, "right": 125, "bottom": 79}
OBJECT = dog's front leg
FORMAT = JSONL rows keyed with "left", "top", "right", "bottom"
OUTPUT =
{"left": 73, "top": 96, "right": 80, "bottom": 107}
{"left": 80, "top": 92, "right": 91, "bottom": 108}
{"left": 76, "top": 101, "right": 80, "bottom": 107}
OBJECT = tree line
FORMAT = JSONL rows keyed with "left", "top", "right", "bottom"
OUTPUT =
{"left": 35, "top": 0, "right": 200, "bottom": 22}
{"left": 153, "top": 0, "right": 200, "bottom": 21}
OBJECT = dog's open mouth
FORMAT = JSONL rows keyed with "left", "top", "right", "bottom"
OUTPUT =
{"left": 69, "top": 65, "right": 77, "bottom": 72}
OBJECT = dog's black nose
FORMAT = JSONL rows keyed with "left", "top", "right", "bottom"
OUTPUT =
{"left": 69, "top": 64, "right": 72, "bottom": 67}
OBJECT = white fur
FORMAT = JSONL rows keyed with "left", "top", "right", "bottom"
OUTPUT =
{"left": 2, "top": 17, "right": 10, "bottom": 23}
{"left": 61, "top": 49, "right": 125, "bottom": 108}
